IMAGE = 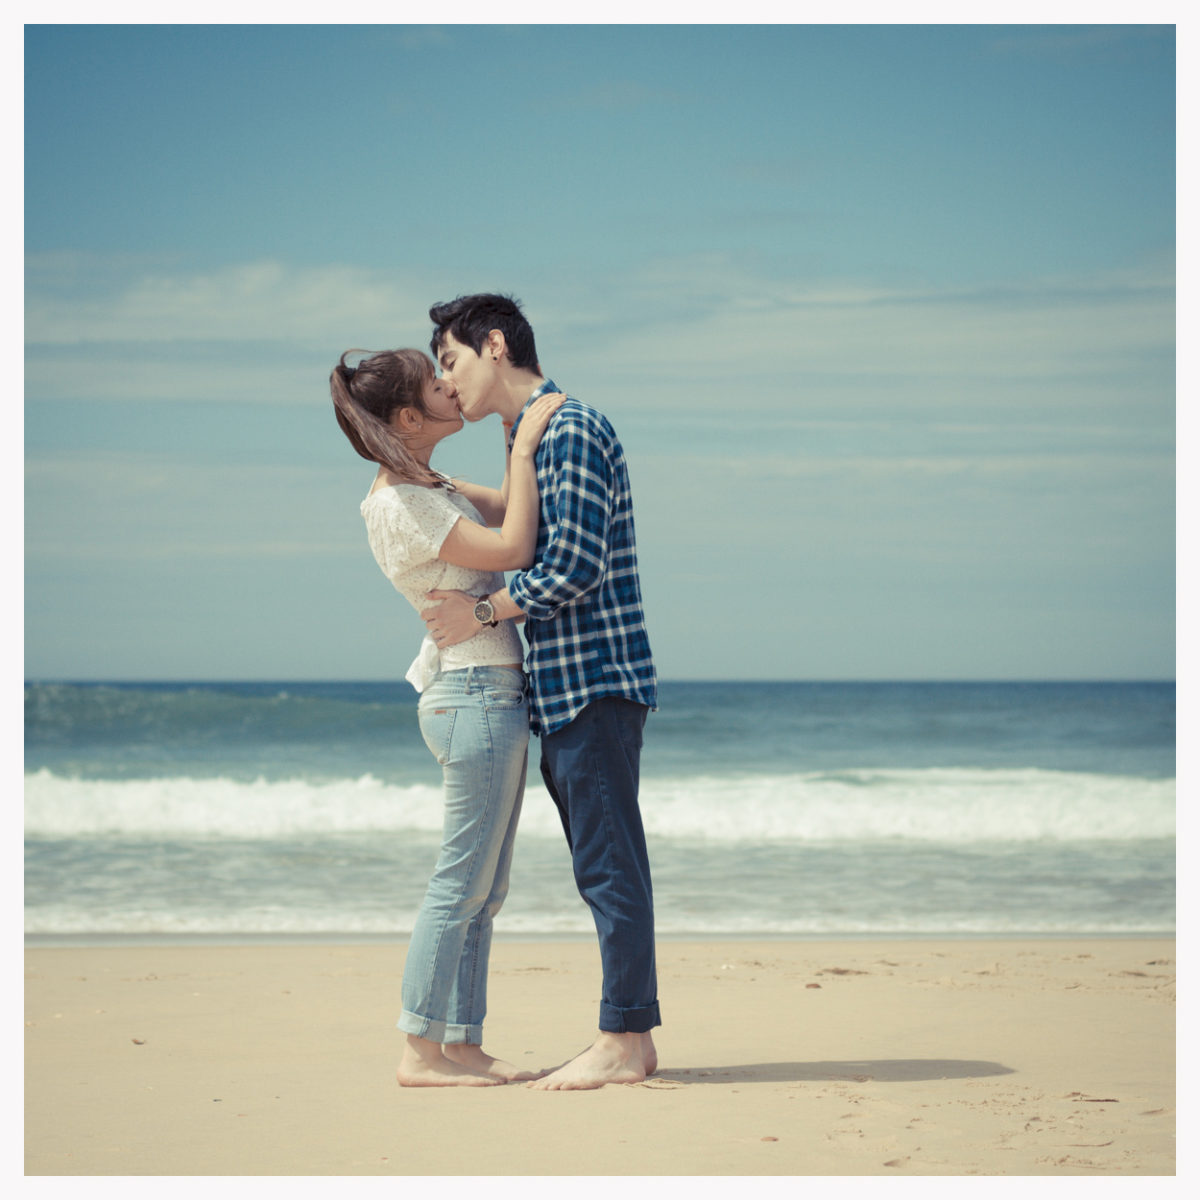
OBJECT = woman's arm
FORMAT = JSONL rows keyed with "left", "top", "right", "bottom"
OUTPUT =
{"left": 435, "top": 393, "right": 564, "bottom": 573}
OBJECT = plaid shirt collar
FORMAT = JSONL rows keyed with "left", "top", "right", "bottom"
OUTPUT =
{"left": 507, "top": 378, "right": 560, "bottom": 448}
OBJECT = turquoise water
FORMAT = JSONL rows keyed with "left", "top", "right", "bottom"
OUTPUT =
{"left": 25, "top": 680, "right": 1175, "bottom": 940}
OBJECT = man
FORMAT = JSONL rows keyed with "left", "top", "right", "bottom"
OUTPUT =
{"left": 421, "top": 293, "right": 660, "bottom": 1090}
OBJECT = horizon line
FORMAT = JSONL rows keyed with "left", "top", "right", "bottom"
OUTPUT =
{"left": 23, "top": 676, "right": 1177, "bottom": 686}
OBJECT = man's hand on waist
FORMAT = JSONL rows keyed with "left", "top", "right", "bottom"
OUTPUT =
{"left": 424, "top": 587, "right": 525, "bottom": 649}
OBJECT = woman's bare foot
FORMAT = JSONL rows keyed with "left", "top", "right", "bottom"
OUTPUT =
{"left": 396, "top": 1034, "right": 503, "bottom": 1087}
{"left": 526, "top": 1031, "right": 648, "bottom": 1091}
{"left": 442, "top": 1043, "right": 539, "bottom": 1082}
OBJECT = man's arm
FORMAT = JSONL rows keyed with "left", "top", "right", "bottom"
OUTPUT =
{"left": 507, "top": 405, "right": 613, "bottom": 619}
{"left": 423, "top": 586, "right": 523, "bottom": 650}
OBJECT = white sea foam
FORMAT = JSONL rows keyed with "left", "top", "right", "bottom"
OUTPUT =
{"left": 23, "top": 910, "right": 1172, "bottom": 938}
{"left": 638, "top": 767, "right": 1176, "bottom": 842}
{"left": 24, "top": 766, "right": 1175, "bottom": 843}
{"left": 22, "top": 769, "right": 448, "bottom": 838}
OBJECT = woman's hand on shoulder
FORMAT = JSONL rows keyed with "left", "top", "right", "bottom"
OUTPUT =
{"left": 511, "top": 393, "right": 566, "bottom": 459}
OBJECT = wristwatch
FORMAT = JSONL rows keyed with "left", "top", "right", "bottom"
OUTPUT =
{"left": 473, "top": 595, "right": 499, "bottom": 627}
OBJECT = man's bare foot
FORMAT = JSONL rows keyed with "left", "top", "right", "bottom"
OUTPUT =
{"left": 442, "top": 1043, "right": 539, "bottom": 1082}
{"left": 396, "top": 1035, "right": 503, "bottom": 1087}
{"left": 642, "top": 1031, "right": 658, "bottom": 1076}
{"left": 526, "top": 1031, "right": 648, "bottom": 1091}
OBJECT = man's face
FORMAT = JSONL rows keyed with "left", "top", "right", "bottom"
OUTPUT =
{"left": 436, "top": 331, "right": 497, "bottom": 423}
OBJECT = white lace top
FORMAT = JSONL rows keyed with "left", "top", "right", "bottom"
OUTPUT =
{"left": 360, "top": 483, "right": 523, "bottom": 692}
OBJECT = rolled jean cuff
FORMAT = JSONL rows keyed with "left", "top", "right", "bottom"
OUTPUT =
{"left": 599, "top": 1000, "right": 661, "bottom": 1034}
{"left": 396, "top": 1012, "right": 482, "bottom": 1046}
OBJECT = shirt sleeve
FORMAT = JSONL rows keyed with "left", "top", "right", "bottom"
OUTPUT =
{"left": 365, "top": 488, "right": 462, "bottom": 584}
{"left": 508, "top": 407, "right": 614, "bottom": 620}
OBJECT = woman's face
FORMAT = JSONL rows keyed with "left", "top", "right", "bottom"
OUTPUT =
{"left": 418, "top": 374, "right": 464, "bottom": 439}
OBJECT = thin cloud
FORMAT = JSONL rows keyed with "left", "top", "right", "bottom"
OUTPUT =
{"left": 538, "top": 78, "right": 683, "bottom": 113}
{"left": 25, "top": 539, "right": 358, "bottom": 562}
{"left": 987, "top": 25, "right": 1171, "bottom": 61}
{"left": 386, "top": 26, "right": 454, "bottom": 52}
{"left": 643, "top": 450, "right": 1174, "bottom": 484}
{"left": 602, "top": 283, "right": 1173, "bottom": 391}
{"left": 24, "top": 253, "right": 1174, "bottom": 414}
{"left": 25, "top": 453, "right": 360, "bottom": 563}
{"left": 25, "top": 256, "right": 434, "bottom": 346}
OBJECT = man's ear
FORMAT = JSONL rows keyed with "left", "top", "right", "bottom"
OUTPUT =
{"left": 486, "top": 328, "right": 507, "bottom": 363}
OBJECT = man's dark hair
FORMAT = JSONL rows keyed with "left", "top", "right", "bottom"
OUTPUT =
{"left": 429, "top": 293, "right": 540, "bottom": 371}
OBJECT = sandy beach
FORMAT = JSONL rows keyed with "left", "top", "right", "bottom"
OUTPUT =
{"left": 25, "top": 937, "right": 1174, "bottom": 1176}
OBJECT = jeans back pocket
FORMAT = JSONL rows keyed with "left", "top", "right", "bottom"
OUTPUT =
{"left": 483, "top": 683, "right": 527, "bottom": 712}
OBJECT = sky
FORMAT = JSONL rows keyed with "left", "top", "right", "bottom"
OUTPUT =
{"left": 23, "top": 20, "right": 1176, "bottom": 682}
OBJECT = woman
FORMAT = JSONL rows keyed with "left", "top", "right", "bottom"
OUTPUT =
{"left": 330, "top": 348, "right": 563, "bottom": 1087}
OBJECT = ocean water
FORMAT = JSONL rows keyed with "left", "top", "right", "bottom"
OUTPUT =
{"left": 24, "top": 681, "right": 1175, "bottom": 942}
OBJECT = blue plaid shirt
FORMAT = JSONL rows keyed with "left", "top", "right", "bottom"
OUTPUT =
{"left": 508, "top": 380, "right": 658, "bottom": 736}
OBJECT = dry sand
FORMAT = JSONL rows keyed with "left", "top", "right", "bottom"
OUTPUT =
{"left": 25, "top": 938, "right": 1174, "bottom": 1176}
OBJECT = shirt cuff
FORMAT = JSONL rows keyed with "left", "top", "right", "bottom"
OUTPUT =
{"left": 508, "top": 570, "right": 560, "bottom": 621}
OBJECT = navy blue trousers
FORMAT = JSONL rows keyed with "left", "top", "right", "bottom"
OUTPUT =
{"left": 539, "top": 697, "right": 661, "bottom": 1034}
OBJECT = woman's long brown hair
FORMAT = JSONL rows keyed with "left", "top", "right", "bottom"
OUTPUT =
{"left": 330, "top": 348, "right": 449, "bottom": 487}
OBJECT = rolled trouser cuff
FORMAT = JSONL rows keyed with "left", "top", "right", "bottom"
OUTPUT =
{"left": 599, "top": 1000, "right": 661, "bottom": 1034}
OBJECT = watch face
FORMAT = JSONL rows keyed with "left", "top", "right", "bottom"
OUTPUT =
{"left": 474, "top": 600, "right": 494, "bottom": 623}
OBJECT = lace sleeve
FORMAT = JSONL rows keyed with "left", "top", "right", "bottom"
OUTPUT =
{"left": 362, "top": 488, "right": 463, "bottom": 581}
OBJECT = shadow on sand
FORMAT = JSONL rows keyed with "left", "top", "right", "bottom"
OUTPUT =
{"left": 654, "top": 1059, "right": 1014, "bottom": 1085}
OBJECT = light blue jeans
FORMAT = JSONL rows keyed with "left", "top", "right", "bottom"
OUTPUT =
{"left": 398, "top": 666, "right": 529, "bottom": 1045}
